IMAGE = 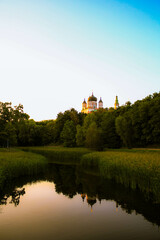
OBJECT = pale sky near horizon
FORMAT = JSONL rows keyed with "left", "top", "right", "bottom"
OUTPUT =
{"left": 0, "top": 0, "right": 160, "bottom": 121}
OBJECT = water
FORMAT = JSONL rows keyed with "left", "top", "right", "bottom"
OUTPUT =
{"left": 0, "top": 163, "right": 160, "bottom": 240}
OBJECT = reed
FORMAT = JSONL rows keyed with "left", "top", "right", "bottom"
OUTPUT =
{"left": 21, "top": 146, "right": 91, "bottom": 165}
{"left": 19, "top": 147, "right": 160, "bottom": 202}
{"left": 0, "top": 148, "right": 46, "bottom": 190}
{"left": 81, "top": 150, "right": 160, "bottom": 203}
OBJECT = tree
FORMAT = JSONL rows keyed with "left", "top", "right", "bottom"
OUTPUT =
{"left": 37, "top": 120, "right": 56, "bottom": 146}
{"left": 18, "top": 119, "right": 37, "bottom": 146}
{"left": 83, "top": 113, "right": 96, "bottom": 136}
{"left": 101, "top": 112, "right": 121, "bottom": 148}
{"left": 54, "top": 108, "right": 80, "bottom": 144}
{"left": 0, "top": 102, "right": 13, "bottom": 127}
{"left": 115, "top": 114, "right": 134, "bottom": 148}
{"left": 61, "top": 120, "right": 76, "bottom": 147}
{"left": 125, "top": 101, "right": 132, "bottom": 107}
{"left": 85, "top": 122, "right": 103, "bottom": 150}
{"left": 76, "top": 125, "right": 85, "bottom": 147}
{"left": 4, "top": 122, "right": 17, "bottom": 147}
{"left": 13, "top": 104, "right": 29, "bottom": 122}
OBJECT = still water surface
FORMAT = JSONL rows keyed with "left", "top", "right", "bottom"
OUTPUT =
{"left": 0, "top": 163, "right": 159, "bottom": 240}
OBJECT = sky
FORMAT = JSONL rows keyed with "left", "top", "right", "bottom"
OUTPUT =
{"left": 0, "top": 0, "right": 160, "bottom": 120}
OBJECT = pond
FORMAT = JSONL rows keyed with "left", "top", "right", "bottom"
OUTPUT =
{"left": 0, "top": 163, "right": 160, "bottom": 240}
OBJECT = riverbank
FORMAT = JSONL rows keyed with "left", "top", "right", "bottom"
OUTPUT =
{"left": 21, "top": 146, "right": 91, "bottom": 164}
{"left": 81, "top": 149, "right": 160, "bottom": 203}
{"left": 0, "top": 148, "right": 46, "bottom": 190}
{"left": 22, "top": 147, "right": 160, "bottom": 202}
{"left": 1, "top": 147, "right": 160, "bottom": 203}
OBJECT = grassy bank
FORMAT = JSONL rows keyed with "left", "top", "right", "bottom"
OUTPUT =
{"left": 0, "top": 148, "right": 46, "bottom": 190}
{"left": 81, "top": 150, "right": 160, "bottom": 203}
{"left": 6, "top": 146, "right": 160, "bottom": 203}
{"left": 21, "top": 146, "right": 91, "bottom": 165}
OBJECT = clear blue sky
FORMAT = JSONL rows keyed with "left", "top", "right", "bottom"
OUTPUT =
{"left": 0, "top": 0, "right": 160, "bottom": 120}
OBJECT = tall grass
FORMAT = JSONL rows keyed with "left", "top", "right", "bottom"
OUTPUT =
{"left": 81, "top": 150, "right": 160, "bottom": 203}
{"left": 0, "top": 148, "right": 46, "bottom": 190}
{"left": 21, "top": 146, "right": 91, "bottom": 165}
{"left": 19, "top": 147, "right": 160, "bottom": 202}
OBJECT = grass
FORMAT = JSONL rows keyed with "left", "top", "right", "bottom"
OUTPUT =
{"left": 21, "top": 147, "right": 160, "bottom": 202}
{"left": 0, "top": 148, "right": 46, "bottom": 190}
{"left": 1, "top": 146, "right": 160, "bottom": 203}
{"left": 21, "top": 146, "right": 91, "bottom": 165}
{"left": 81, "top": 150, "right": 160, "bottom": 203}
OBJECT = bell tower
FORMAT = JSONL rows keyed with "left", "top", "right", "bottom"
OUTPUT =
{"left": 82, "top": 99, "right": 87, "bottom": 111}
{"left": 114, "top": 96, "right": 119, "bottom": 109}
{"left": 98, "top": 97, "right": 103, "bottom": 108}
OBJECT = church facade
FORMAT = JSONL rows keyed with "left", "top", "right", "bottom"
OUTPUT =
{"left": 81, "top": 93, "right": 119, "bottom": 113}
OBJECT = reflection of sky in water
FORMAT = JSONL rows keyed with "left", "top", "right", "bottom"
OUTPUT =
{"left": 0, "top": 181, "right": 159, "bottom": 240}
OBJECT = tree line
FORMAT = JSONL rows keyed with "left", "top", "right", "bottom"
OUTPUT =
{"left": 0, "top": 92, "right": 160, "bottom": 149}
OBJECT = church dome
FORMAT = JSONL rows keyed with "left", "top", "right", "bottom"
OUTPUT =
{"left": 88, "top": 93, "right": 97, "bottom": 102}
{"left": 99, "top": 97, "right": 103, "bottom": 103}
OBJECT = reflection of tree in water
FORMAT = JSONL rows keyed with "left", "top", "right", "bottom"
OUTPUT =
{"left": 0, "top": 162, "right": 160, "bottom": 226}
{"left": 0, "top": 188, "right": 25, "bottom": 206}
{"left": 0, "top": 172, "right": 46, "bottom": 207}
{"left": 50, "top": 164, "right": 160, "bottom": 226}
{"left": 53, "top": 165, "right": 77, "bottom": 198}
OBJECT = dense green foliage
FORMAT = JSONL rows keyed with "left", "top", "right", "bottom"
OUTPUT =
{"left": 0, "top": 149, "right": 46, "bottom": 189}
{"left": 60, "top": 120, "right": 76, "bottom": 147}
{"left": 1, "top": 92, "right": 160, "bottom": 148}
{"left": 85, "top": 122, "right": 103, "bottom": 150}
{"left": 0, "top": 102, "right": 56, "bottom": 147}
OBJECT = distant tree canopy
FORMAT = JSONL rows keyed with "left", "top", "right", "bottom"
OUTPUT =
{"left": 1, "top": 92, "right": 160, "bottom": 148}
{"left": 61, "top": 120, "right": 76, "bottom": 147}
